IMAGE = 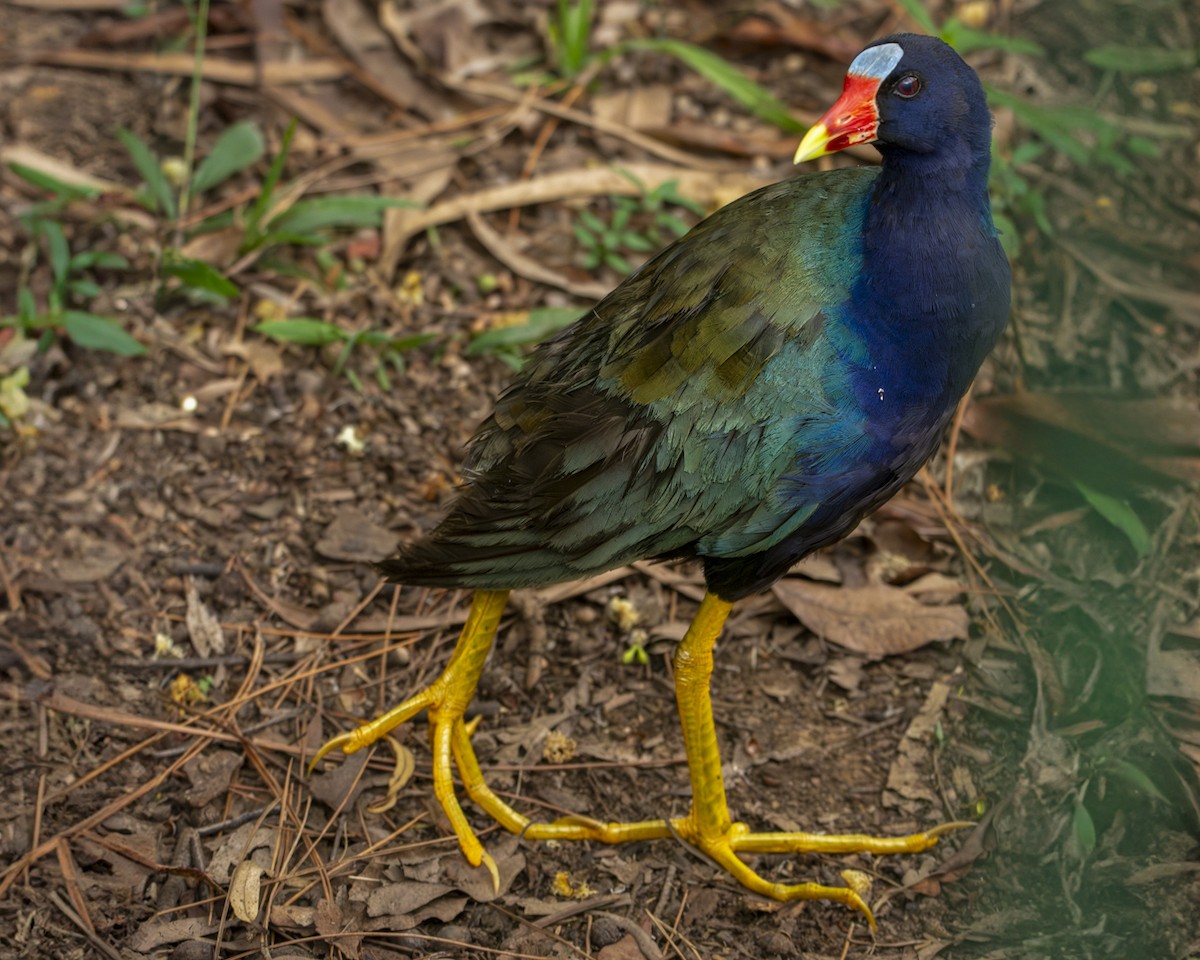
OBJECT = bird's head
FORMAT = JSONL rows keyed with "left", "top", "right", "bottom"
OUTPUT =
{"left": 794, "top": 34, "right": 991, "bottom": 164}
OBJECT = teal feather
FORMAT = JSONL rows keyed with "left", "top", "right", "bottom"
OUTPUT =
{"left": 382, "top": 171, "right": 879, "bottom": 592}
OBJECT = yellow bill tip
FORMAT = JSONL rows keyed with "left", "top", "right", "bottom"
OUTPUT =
{"left": 793, "top": 123, "right": 832, "bottom": 164}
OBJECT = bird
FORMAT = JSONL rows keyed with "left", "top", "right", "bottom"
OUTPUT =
{"left": 313, "top": 33, "right": 1010, "bottom": 927}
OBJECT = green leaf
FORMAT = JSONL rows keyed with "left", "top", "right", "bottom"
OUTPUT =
{"left": 1075, "top": 481, "right": 1151, "bottom": 557}
{"left": 572, "top": 223, "right": 596, "bottom": 248}
{"left": 468, "top": 307, "right": 586, "bottom": 355}
{"left": 626, "top": 38, "right": 804, "bottom": 134}
{"left": 62, "top": 311, "right": 145, "bottom": 355}
{"left": 37, "top": 219, "right": 70, "bottom": 285}
{"left": 619, "top": 232, "right": 654, "bottom": 252}
{"left": 986, "top": 88, "right": 1113, "bottom": 165}
{"left": 268, "top": 196, "right": 418, "bottom": 235}
{"left": 578, "top": 209, "right": 607, "bottom": 234}
{"left": 657, "top": 212, "right": 692, "bottom": 237}
{"left": 192, "top": 121, "right": 266, "bottom": 195}
{"left": 67, "top": 279, "right": 101, "bottom": 299}
{"left": 1084, "top": 44, "right": 1197, "bottom": 74}
{"left": 115, "top": 128, "right": 176, "bottom": 217}
{"left": 18, "top": 288, "right": 37, "bottom": 326}
{"left": 253, "top": 318, "right": 348, "bottom": 346}
{"left": 7, "top": 162, "right": 99, "bottom": 200}
{"left": 1072, "top": 802, "right": 1096, "bottom": 856}
{"left": 604, "top": 251, "right": 633, "bottom": 274}
{"left": 892, "top": 0, "right": 937, "bottom": 34}
{"left": 246, "top": 231, "right": 325, "bottom": 250}
{"left": 1125, "top": 135, "right": 1161, "bottom": 158}
{"left": 383, "top": 332, "right": 438, "bottom": 353}
{"left": 1107, "top": 759, "right": 1167, "bottom": 803}
{"left": 71, "top": 251, "right": 130, "bottom": 271}
{"left": 163, "top": 259, "right": 240, "bottom": 299}
{"left": 1010, "top": 141, "right": 1046, "bottom": 166}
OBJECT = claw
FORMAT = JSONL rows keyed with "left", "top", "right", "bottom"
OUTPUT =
{"left": 480, "top": 850, "right": 501, "bottom": 894}
{"left": 927, "top": 820, "right": 976, "bottom": 839}
{"left": 307, "top": 729, "right": 357, "bottom": 775}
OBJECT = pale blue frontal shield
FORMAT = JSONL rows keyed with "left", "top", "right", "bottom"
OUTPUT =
{"left": 848, "top": 42, "right": 904, "bottom": 80}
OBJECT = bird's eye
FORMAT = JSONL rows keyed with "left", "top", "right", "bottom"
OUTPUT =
{"left": 894, "top": 74, "right": 922, "bottom": 99}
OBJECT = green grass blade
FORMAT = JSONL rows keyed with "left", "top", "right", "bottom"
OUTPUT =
{"left": 940, "top": 19, "right": 1043, "bottom": 56}
{"left": 625, "top": 38, "right": 805, "bottom": 134}
{"left": 247, "top": 118, "right": 297, "bottom": 236}
{"left": 1085, "top": 44, "right": 1197, "bottom": 74}
{"left": 892, "top": 0, "right": 937, "bottom": 34}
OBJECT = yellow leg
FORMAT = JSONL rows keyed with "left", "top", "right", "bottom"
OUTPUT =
{"left": 664, "top": 592, "right": 955, "bottom": 929}
{"left": 314, "top": 588, "right": 959, "bottom": 924}
{"left": 310, "top": 589, "right": 510, "bottom": 886}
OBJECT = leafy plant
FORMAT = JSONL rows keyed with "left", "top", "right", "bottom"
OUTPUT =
{"left": 547, "top": 0, "right": 594, "bottom": 79}
{"left": 2, "top": 167, "right": 142, "bottom": 357}
{"left": 468, "top": 307, "right": 587, "bottom": 370}
{"left": 252, "top": 318, "right": 436, "bottom": 391}
{"left": 573, "top": 175, "right": 704, "bottom": 276}
{"left": 988, "top": 141, "right": 1052, "bottom": 258}
{"left": 116, "top": 118, "right": 417, "bottom": 306}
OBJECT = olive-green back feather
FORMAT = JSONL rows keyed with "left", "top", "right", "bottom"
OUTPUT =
{"left": 379, "top": 168, "right": 878, "bottom": 589}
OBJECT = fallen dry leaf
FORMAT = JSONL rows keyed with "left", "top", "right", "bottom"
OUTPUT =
{"left": 1147, "top": 622, "right": 1200, "bottom": 701}
{"left": 597, "top": 934, "right": 652, "bottom": 960}
{"left": 128, "top": 917, "right": 220, "bottom": 951}
{"left": 185, "top": 576, "right": 226, "bottom": 656}
{"left": 229, "top": 860, "right": 266, "bottom": 922}
{"left": 772, "top": 575, "right": 968, "bottom": 659}
{"left": 885, "top": 681, "right": 951, "bottom": 808}
{"left": 442, "top": 833, "right": 525, "bottom": 901}
{"left": 207, "top": 823, "right": 275, "bottom": 885}
{"left": 366, "top": 880, "right": 456, "bottom": 919}
{"left": 224, "top": 338, "right": 285, "bottom": 381}
{"left": 183, "top": 749, "right": 243, "bottom": 806}
{"left": 315, "top": 505, "right": 399, "bottom": 563}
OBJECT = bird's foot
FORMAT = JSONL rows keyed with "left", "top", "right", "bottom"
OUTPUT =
{"left": 309, "top": 685, "right": 503, "bottom": 890}
{"left": 309, "top": 590, "right": 510, "bottom": 890}
{"left": 667, "top": 816, "right": 969, "bottom": 930}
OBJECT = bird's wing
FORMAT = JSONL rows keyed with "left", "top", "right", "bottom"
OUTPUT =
{"left": 382, "top": 171, "right": 877, "bottom": 588}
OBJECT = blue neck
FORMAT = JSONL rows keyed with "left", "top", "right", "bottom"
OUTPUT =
{"left": 840, "top": 138, "right": 998, "bottom": 420}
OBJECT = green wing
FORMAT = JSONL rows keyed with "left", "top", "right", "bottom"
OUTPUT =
{"left": 380, "top": 169, "right": 876, "bottom": 588}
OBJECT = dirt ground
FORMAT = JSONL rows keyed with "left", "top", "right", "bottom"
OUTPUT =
{"left": 2, "top": 1, "right": 1199, "bottom": 959}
